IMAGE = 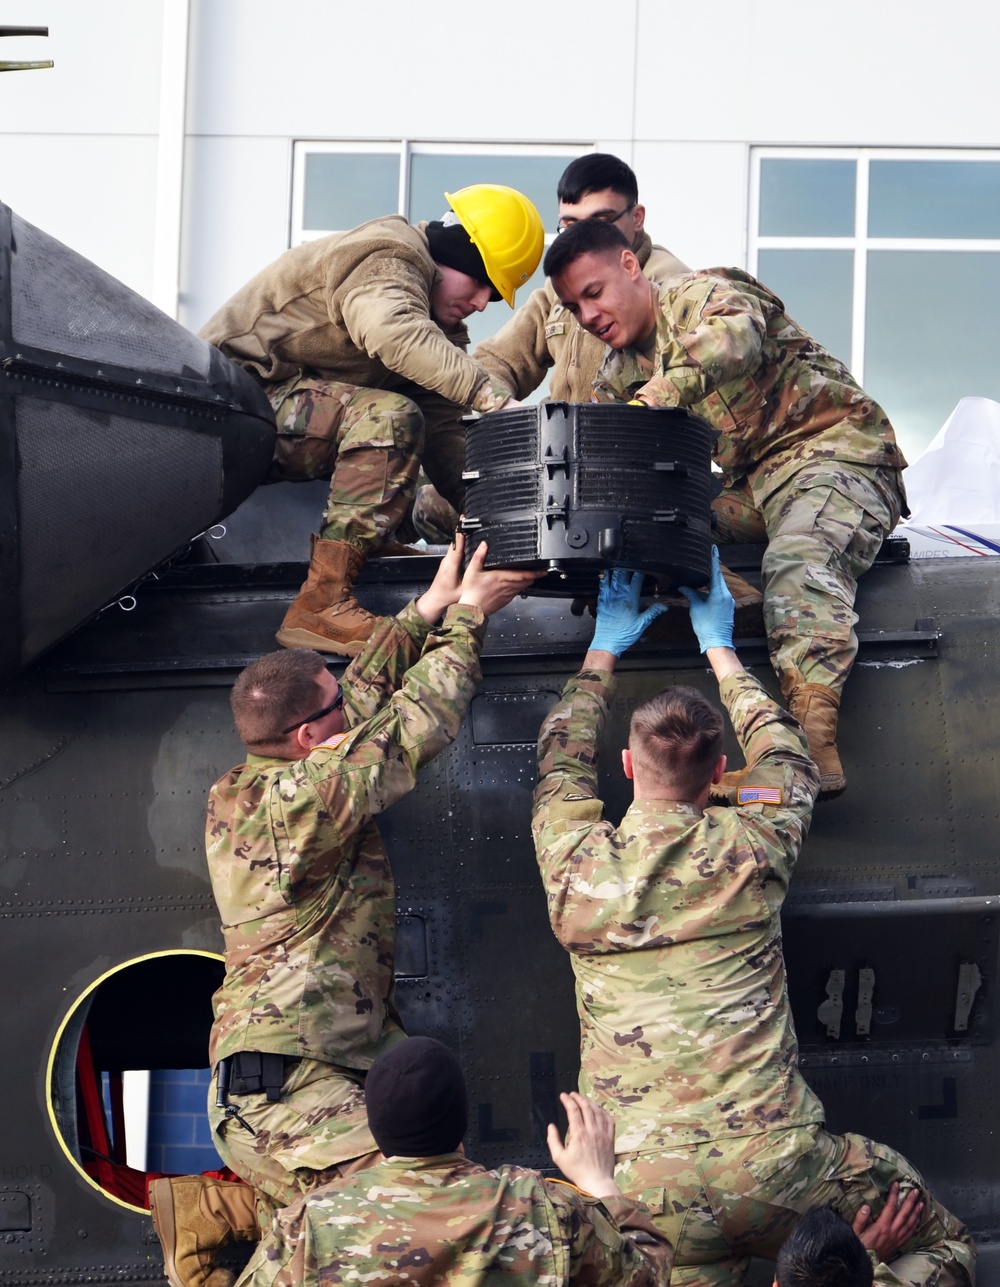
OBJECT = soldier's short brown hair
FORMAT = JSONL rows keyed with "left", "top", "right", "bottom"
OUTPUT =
{"left": 230, "top": 648, "right": 328, "bottom": 752}
{"left": 629, "top": 685, "right": 725, "bottom": 799}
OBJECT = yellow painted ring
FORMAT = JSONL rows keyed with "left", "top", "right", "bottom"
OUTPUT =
{"left": 46, "top": 948, "right": 224, "bottom": 1213}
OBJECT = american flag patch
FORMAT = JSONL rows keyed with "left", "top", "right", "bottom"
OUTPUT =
{"left": 737, "top": 785, "right": 783, "bottom": 806}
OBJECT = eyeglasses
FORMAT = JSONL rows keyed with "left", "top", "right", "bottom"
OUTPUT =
{"left": 280, "top": 686, "right": 344, "bottom": 735}
{"left": 557, "top": 203, "right": 635, "bottom": 234}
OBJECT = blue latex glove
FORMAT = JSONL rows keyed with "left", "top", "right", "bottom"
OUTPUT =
{"left": 679, "top": 547, "right": 735, "bottom": 652}
{"left": 590, "top": 569, "right": 668, "bottom": 657}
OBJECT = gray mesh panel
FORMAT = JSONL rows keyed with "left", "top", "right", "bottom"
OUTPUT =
{"left": 10, "top": 213, "right": 210, "bottom": 379}
{"left": 475, "top": 519, "right": 539, "bottom": 565}
{"left": 466, "top": 473, "right": 539, "bottom": 514}
{"left": 17, "top": 398, "right": 222, "bottom": 659}
{"left": 466, "top": 414, "right": 538, "bottom": 472}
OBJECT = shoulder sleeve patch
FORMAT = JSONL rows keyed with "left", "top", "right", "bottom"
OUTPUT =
{"left": 737, "top": 785, "right": 783, "bottom": 806}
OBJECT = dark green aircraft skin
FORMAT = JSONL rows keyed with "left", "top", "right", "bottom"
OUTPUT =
{"left": 1, "top": 482, "right": 997, "bottom": 1285}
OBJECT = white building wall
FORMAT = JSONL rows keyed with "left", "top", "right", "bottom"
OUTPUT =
{"left": 0, "top": 0, "right": 162, "bottom": 295}
{"left": 2, "top": 0, "right": 999, "bottom": 340}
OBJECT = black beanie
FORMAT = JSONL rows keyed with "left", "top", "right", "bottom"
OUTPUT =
{"left": 425, "top": 213, "right": 501, "bottom": 302}
{"left": 365, "top": 1036, "right": 468, "bottom": 1157}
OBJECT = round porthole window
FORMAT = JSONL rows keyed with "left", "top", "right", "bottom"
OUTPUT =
{"left": 47, "top": 950, "right": 225, "bottom": 1212}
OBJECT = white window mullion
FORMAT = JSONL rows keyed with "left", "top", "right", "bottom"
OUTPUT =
{"left": 747, "top": 148, "right": 761, "bottom": 277}
{"left": 398, "top": 140, "right": 410, "bottom": 218}
{"left": 851, "top": 156, "right": 869, "bottom": 384}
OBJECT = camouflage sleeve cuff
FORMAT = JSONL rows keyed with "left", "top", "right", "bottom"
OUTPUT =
{"left": 598, "top": 1194, "right": 671, "bottom": 1246}
{"left": 395, "top": 599, "right": 434, "bottom": 648}
{"left": 572, "top": 666, "right": 617, "bottom": 702}
{"left": 637, "top": 370, "right": 702, "bottom": 408}
{"left": 442, "top": 601, "right": 488, "bottom": 640}
{"left": 470, "top": 376, "right": 515, "bottom": 413}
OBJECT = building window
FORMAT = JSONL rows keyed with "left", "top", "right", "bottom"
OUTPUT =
{"left": 291, "top": 141, "right": 582, "bottom": 354}
{"left": 750, "top": 149, "right": 1000, "bottom": 463}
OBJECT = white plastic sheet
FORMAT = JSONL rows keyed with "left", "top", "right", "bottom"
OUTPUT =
{"left": 899, "top": 397, "right": 1000, "bottom": 557}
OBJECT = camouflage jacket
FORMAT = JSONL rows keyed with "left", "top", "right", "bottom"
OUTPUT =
{"left": 206, "top": 600, "right": 487, "bottom": 1070}
{"left": 475, "top": 233, "right": 690, "bottom": 403}
{"left": 199, "top": 216, "right": 510, "bottom": 414}
{"left": 531, "top": 668, "right": 824, "bottom": 1152}
{"left": 592, "top": 268, "right": 907, "bottom": 501}
{"left": 243, "top": 1153, "right": 672, "bottom": 1287}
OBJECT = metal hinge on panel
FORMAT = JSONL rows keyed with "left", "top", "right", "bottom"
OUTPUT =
{"left": 855, "top": 967, "right": 875, "bottom": 1037}
{"left": 953, "top": 961, "right": 982, "bottom": 1033}
{"left": 817, "top": 969, "right": 845, "bottom": 1039}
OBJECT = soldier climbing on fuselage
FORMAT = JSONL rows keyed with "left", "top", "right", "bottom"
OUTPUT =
{"left": 543, "top": 218, "right": 909, "bottom": 799}
{"left": 530, "top": 555, "right": 975, "bottom": 1287}
{"left": 148, "top": 536, "right": 540, "bottom": 1287}
{"left": 199, "top": 186, "right": 543, "bottom": 657}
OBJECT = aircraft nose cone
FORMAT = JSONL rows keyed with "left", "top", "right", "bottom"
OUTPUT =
{"left": 0, "top": 201, "right": 276, "bottom": 677}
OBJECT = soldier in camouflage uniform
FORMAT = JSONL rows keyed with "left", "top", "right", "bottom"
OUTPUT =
{"left": 148, "top": 538, "right": 540, "bottom": 1287}
{"left": 530, "top": 558, "right": 975, "bottom": 1287}
{"left": 407, "top": 153, "right": 690, "bottom": 543}
{"left": 476, "top": 153, "right": 689, "bottom": 403}
{"left": 774, "top": 1199, "right": 925, "bottom": 1287}
{"left": 200, "top": 185, "right": 543, "bottom": 657}
{"left": 542, "top": 219, "right": 910, "bottom": 799}
{"left": 240, "top": 1036, "right": 672, "bottom": 1287}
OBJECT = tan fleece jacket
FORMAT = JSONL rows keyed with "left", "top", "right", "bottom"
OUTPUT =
{"left": 200, "top": 216, "right": 506, "bottom": 412}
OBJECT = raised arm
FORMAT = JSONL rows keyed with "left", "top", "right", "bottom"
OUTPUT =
{"left": 535, "top": 569, "right": 667, "bottom": 813}
{"left": 472, "top": 282, "right": 556, "bottom": 402}
{"left": 682, "top": 548, "right": 820, "bottom": 885}
{"left": 338, "top": 256, "right": 511, "bottom": 412}
{"left": 547, "top": 1091, "right": 673, "bottom": 1287}
{"left": 316, "top": 537, "right": 540, "bottom": 828}
{"left": 532, "top": 570, "right": 667, "bottom": 943}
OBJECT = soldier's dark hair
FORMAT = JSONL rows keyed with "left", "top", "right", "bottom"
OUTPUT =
{"left": 543, "top": 218, "right": 632, "bottom": 280}
{"left": 557, "top": 153, "right": 639, "bottom": 207}
{"left": 230, "top": 648, "right": 328, "bottom": 752}
{"left": 775, "top": 1207, "right": 873, "bottom": 1287}
{"left": 628, "top": 685, "right": 725, "bottom": 798}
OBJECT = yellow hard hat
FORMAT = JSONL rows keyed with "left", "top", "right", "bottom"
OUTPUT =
{"left": 445, "top": 184, "right": 545, "bottom": 307}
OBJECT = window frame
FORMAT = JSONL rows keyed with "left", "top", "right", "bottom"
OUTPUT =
{"left": 748, "top": 146, "right": 1000, "bottom": 385}
{"left": 289, "top": 138, "right": 587, "bottom": 244}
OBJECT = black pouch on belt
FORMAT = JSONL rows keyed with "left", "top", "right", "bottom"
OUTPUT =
{"left": 228, "top": 1051, "right": 298, "bottom": 1103}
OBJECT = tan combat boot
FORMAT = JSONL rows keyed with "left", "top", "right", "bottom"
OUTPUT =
{"left": 783, "top": 673, "right": 846, "bottom": 800}
{"left": 276, "top": 536, "right": 386, "bottom": 656}
{"left": 709, "top": 675, "right": 846, "bottom": 805}
{"left": 643, "top": 562, "right": 763, "bottom": 640}
{"left": 708, "top": 764, "right": 753, "bottom": 805}
{"left": 148, "top": 1175, "right": 258, "bottom": 1287}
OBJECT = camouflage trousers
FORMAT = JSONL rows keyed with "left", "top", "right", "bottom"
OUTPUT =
{"left": 263, "top": 373, "right": 423, "bottom": 555}
{"left": 402, "top": 482, "right": 461, "bottom": 545}
{"left": 208, "top": 1057, "right": 380, "bottom": 1216}
{"left": 713, "top": 461, "right": 905, "bottom": 694}
{"left": 616, "top": 1124, "right": 975, "bottom": 1287}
